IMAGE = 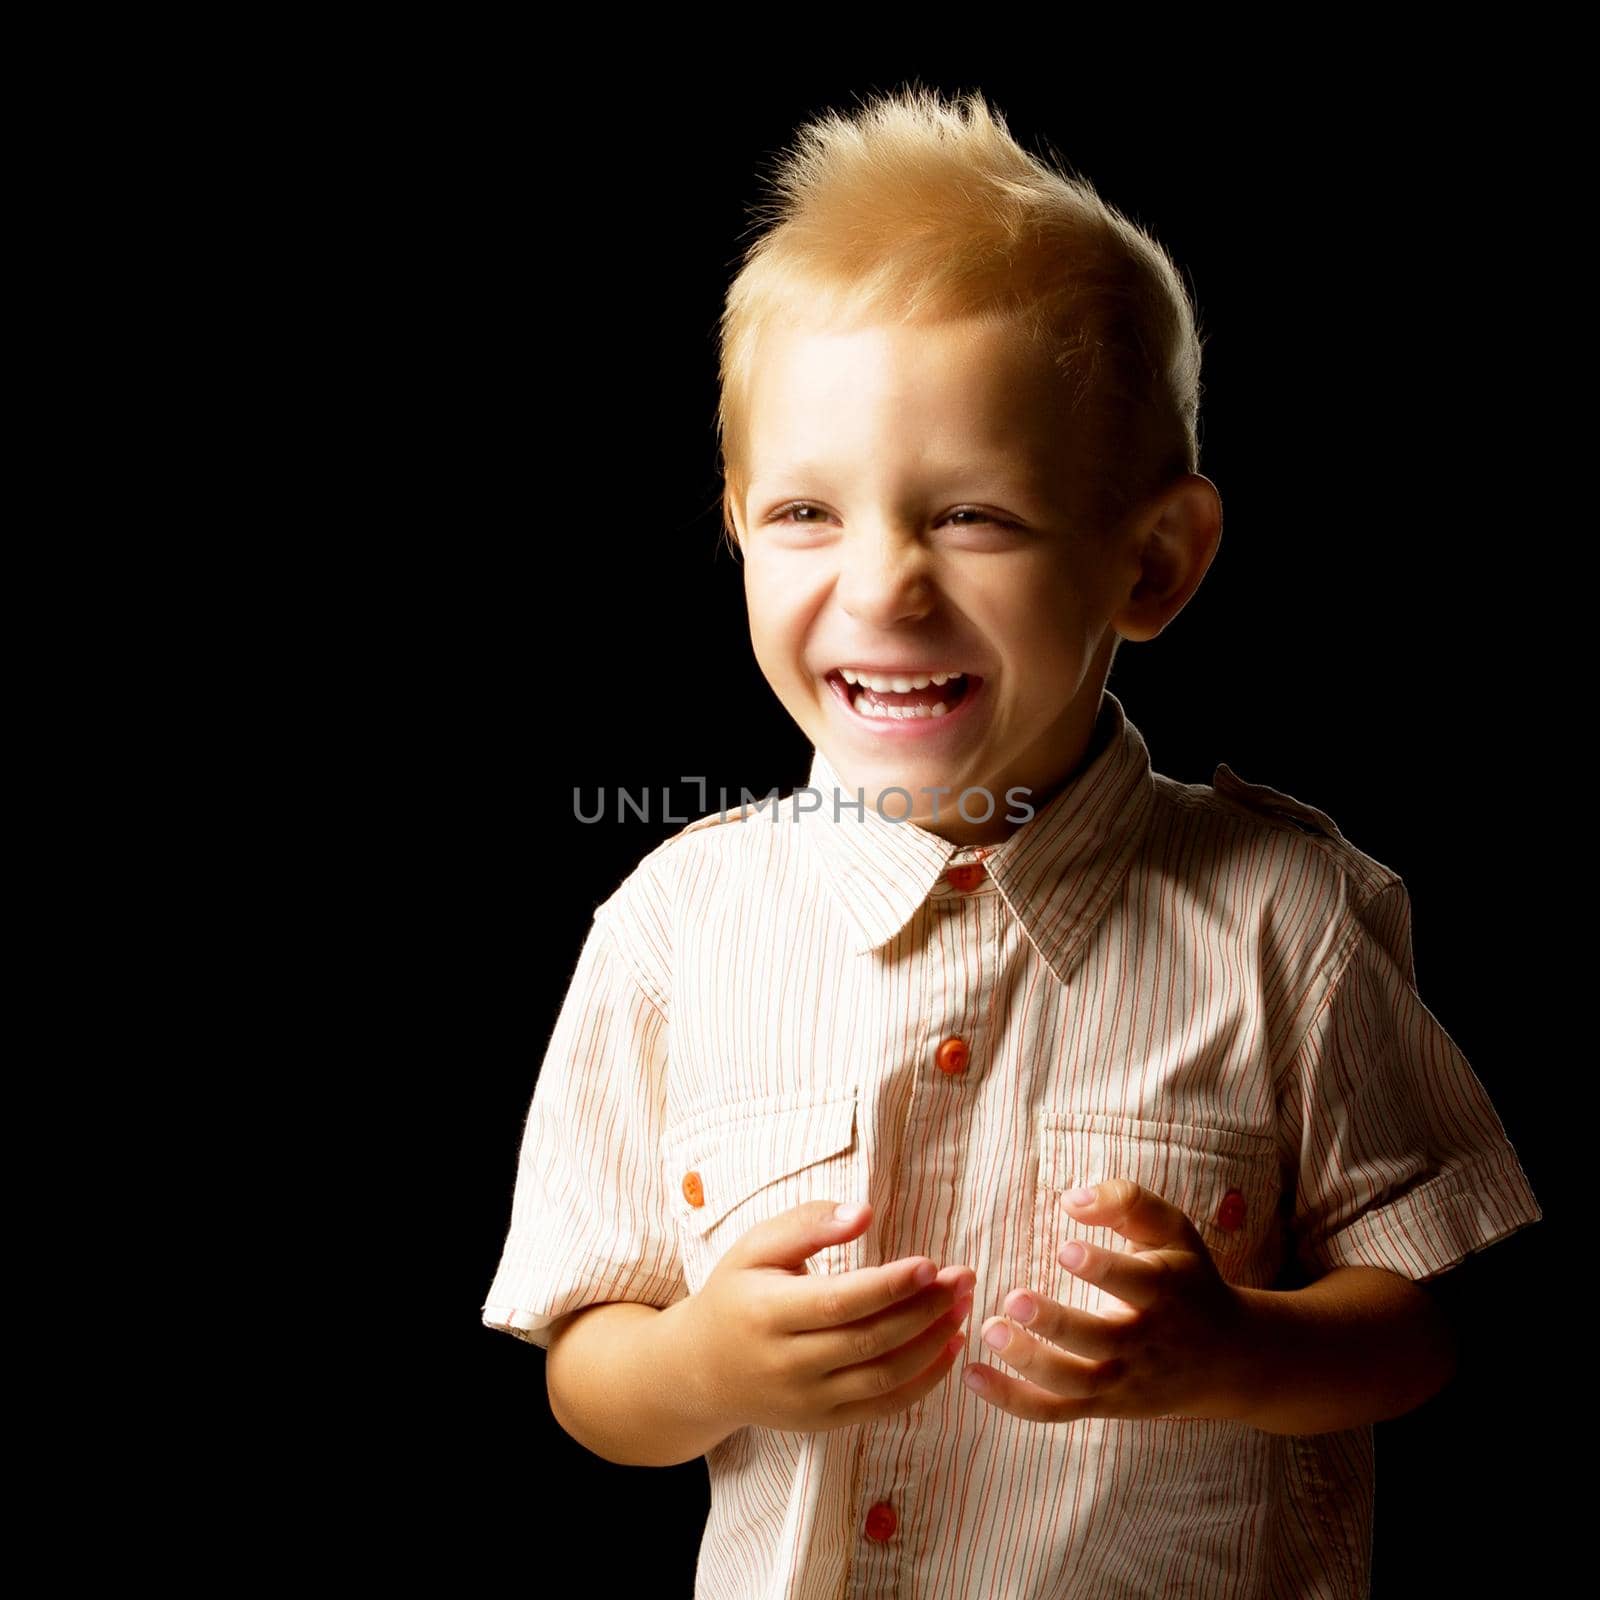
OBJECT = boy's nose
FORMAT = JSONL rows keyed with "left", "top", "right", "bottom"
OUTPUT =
{"left": 836, "top": 530, "right": 936, "bottom": 629}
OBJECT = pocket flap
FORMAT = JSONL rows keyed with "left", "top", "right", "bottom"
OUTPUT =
{"left": 1038, "top": 1112, "right": 1279, "bottom": 1259}
{"left": 664, "top": 1087, "right": 860, "bottom": 1236}
{"left": 1039, "top": 1112, "right": 1276, "bottom": 1189}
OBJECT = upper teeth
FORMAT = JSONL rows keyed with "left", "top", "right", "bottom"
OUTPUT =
{"left": 840, "top": 670, "right": 965, "bottom": 692}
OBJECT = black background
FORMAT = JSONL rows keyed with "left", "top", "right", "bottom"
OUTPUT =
{"left": 339, "top": 50, "right": 1568, "bottom": 1596}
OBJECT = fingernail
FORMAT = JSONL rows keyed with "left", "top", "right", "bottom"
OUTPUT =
{"left": 983, "top": 1322, "right": 1011, "bottom": 1352}
{"left": 952, "top": 1293, "right": 973, "bottom": 1321}
{"left": 963, "top": 1367, "right": 986, "bottom": 1392}
{"left": 912, "top": 1260, "right": 936, "bottom": 1287}
{"left": 833, "top": 1203, "right": 864, "bottom": 1223}
{"left": 1067, "top": 1187, "right": 1095, "bottom": 1206}
{"left": 1009, "top": 1293, "right": 1036, "bottom": 1324}
{"left": 1061, "top": 1241, "right": 1086, "bottom": 1269}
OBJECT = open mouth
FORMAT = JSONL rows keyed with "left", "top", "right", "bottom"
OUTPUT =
{"left": 824, "top": 669, "right": 982, "bottom": 724}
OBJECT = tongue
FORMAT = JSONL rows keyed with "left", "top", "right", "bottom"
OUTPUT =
{"left": 858, "top": 677, "right": 965, "bottom": 710}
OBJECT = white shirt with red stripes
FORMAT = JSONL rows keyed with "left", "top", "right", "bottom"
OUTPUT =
{"left": 482, "top": 689, "right": 1541, "bottom": 1599}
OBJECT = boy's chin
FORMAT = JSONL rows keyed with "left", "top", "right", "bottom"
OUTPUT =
{"left": 814, "top": 744, "right": 999, "bottom": 821}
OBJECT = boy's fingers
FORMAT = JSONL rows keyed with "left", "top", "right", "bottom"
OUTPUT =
{"left": 775, "top": 1255, "right": 973, "bottom": 1334}
{"left": 1066, "top": 1179, "right": 1198, "bottom": 1256}
{"left": 828, "top": 1319, "right": 969, "bottom": 1429}
{"left": 823, "top": 1300, "right": 972, "bottom": 1408}
{"left": 738, "top": 1199, "right": 876, "bottom": 1273}
{"left": 734, "top": 1200, "right": 974, "bottom": 1332}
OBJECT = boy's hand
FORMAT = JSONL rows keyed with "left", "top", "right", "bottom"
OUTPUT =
{"left": 961, "top": 1179, "right": 1250, "bottom": 1423}
{"left": 678, "top": 1198, "right": 975, "bottom": 1436}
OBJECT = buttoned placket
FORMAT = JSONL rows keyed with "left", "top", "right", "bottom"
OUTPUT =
{"left": 795, "top": 705, "right": 1154, "bottom": 1584}
{"left": 849, "top": 846, "right": 1009, "bottom": 1588}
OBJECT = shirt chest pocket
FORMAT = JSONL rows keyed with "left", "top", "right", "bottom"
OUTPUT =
{"left": 1030, "top": 1113, "right": 1284, "bottom": 1319}
{"left": 661, "top": 1085, "right": 866, "bottom": 1295}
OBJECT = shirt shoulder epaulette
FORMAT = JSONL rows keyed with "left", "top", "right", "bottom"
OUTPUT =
{"left": 1210, "top": 762, "right": 1344, "bottom": 840}
{"left": 651, "top": 789, "right": 788, "bottom": 849}
{"left": 674, "top": 807, "right": 756, "bottom": 839}
{"left": 592, "top": 792, "right": 787, "bottom": 1007}
{"left": 601, "top": 791, "right": 784, "bottom": 908}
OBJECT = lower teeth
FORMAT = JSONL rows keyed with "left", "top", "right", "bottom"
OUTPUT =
{"left": 856, "top": 699, "right": 948, "bottom": 719}
{"left": 849, "top": 677, "right": 966, "bottom": 719}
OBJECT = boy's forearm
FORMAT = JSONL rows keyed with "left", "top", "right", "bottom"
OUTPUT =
{"left": 1222, "top": 1265, "right": 1458, "bottom": 1435}
{"left": 544, "top": 1297, "right": 740, "bottom": 1467}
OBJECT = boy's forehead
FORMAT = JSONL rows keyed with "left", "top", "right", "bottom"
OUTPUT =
{"left": 745, "top": 318, "right": 1075, "bottom": 499}
{"left": 753, "top": 314, "right": 1049, "bottom": 395}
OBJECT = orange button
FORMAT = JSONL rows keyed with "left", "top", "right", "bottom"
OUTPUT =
{"left": 864, "top": 1501, "right": 897, "bottom": 1541}
{"left": 935, "top": 1036, "right": 970, "bottom": 1075}
{"left": 1215, "top": 1188, "right": 1245, "bottom": 1231}
{"left": 944, "top": 863, "right": 986, "bottom": 892}
{"left": 682, "top": 1170, "right": 704, "bottom": 1207}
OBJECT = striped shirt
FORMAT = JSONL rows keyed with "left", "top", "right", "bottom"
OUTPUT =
{"left": 481, "top": 689, "right": 1542, "bottom": 1599}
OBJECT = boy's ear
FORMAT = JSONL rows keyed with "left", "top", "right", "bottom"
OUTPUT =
{"left": 1114, "top": 473, "right": 1222, "bottom": 643}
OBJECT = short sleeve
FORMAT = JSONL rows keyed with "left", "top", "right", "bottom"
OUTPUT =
{"left": 480, "top": 908, "right": 686, "bottom": 1349}
{"left": 1275, "top": 880, "right": 1542, "bottom": 1284}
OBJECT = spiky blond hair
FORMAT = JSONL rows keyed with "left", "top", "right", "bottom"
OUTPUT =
{"left": 717, "top": 85, "right": 1204, "bottom": 555}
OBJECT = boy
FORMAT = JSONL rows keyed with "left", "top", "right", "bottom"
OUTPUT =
{"left": 481, "top": 87, "right": 1541, "bottom": 1597}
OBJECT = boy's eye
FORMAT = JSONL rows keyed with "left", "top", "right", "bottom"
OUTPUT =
{"left": 772, "top": 503, "right": 998, "bottom": 527}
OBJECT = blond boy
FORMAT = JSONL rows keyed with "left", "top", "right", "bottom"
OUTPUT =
{"left": 483, "top": 87, "right": 1541, "bottom": 1598}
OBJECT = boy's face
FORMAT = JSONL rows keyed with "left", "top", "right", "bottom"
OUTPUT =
{"left": 733, "top": 314, "right": 1151, "bottom": 846}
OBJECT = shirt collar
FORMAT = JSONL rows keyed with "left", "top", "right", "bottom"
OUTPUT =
{"left": 793, "top": 689, "right": 1156, "bottom": 985}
